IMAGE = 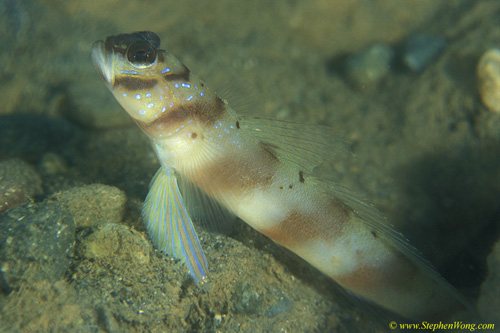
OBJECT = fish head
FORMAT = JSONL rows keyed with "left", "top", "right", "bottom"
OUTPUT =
{"left": 92, "top": 31, "right": 223, "bottom": 140}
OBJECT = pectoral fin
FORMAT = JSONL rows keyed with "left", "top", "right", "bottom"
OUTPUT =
{"left": 142, "top": 167, "right": 208, "bottom": 282}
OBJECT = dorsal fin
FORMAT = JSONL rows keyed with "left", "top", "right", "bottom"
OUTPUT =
{"left": 239, "top": 116, "right": 352, "bottom": 173}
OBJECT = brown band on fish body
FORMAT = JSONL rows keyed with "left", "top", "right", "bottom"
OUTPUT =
{"left": 138, "top": 97, "right": 227, "bottom": 136}
{"left": 191, "top": 140, "right": 280, "bottom": 196}
{"left": 261, "top": 198, "right": 352, "bottom": 248}
{"left": 335, "top": 252, "right": 418, "bottom": 293}
{"left": 195, "top": 96, "right": 226, "bottom": 126}
{"left": 261, "top": 210, "right": 320, "bottom": 247}
{"left": 114, "top": 76, "right": 158, "bottom": 90}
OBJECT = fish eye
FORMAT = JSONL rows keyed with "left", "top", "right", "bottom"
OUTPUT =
{"left": 126, "top": 41, "right": 157, "bottom": 68}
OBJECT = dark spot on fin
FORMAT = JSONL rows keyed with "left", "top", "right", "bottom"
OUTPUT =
{"left": 236, "top": 120, "right": 240, "bottom": 129}
{"left": 371, "top": 230, "right": 377, "bottom": 238}
{"left": 298, "top": 171, "right": 304, "bottom": 183}
{"left": 289, "top": 185, "right": 293, "bottom": 189}
{"left": 191, "top": 133, "right": 197, "bottom": 139}
{"left": 258, "top": 141, "right": 280, "bottom": 163}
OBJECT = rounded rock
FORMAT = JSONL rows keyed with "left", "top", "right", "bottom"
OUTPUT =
{"left": 49, "top": 184, "right": 126, "bottom": 228}
{"left": 477, "top": 48, "right": 500, "bottom": 113}
{"left": 345, "top": 43, "right": 394, "bottom": 89}
{"left": 0, "top": 203, "right": 75, "bottom": 292}
{"left": 82, "top": 223, "right": 150, "bottom": 265}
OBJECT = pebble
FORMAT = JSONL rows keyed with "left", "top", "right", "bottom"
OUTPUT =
{"left": 49, "top": 184, "right": 126, "bottom": 228}
{"left": 402, "top": 33, "right": 446, "bottom": 72}
{"left": 265, "top": 294, "right": 293, "bottom": 318}
{"left": 477, "top": 48, "right": 500, "bottom": 113}
{"left": 345, "top": 43, "right": 394, "bottom": 89}
{"left": 81, "top": 223, "right": 150, "bottom": 264}
{"left": 231, "top": 282, "right": 263, "bottom": 314}
{"left": 39, "top": 152, "right": 68, "bottom": 175}
{"left": 0, "top": 203, "right": 75, "bottom": 293}
{"left": 0, "top": 159, "right": 43, "bottom": 213}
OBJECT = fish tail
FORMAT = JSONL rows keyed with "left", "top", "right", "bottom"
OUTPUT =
{"left": 143, "top": 167, "right": 208, "bottom": 282}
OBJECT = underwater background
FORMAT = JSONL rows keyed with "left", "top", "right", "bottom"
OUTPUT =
{"left": 1, "top": 0, "right": 499, "bottom": 331}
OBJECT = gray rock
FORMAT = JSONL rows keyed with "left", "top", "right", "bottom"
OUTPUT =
{"left": 232, "top": 281, "right": 263, "bottom": 314}
{"left": 0, "top": 203, "right": 75, "bottom": 293}
{"left": 265, "top": 293, "right": 293, "bottom": 318}
{"left": 402, "top": 33, "right": 446, "bottom": 72}
{"left": 0, "top": 159, "right": 42, "bottom": 213}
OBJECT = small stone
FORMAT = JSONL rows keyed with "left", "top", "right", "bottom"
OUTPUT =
{"left": 345, "top": 43, "right": 394, "bottom": 89}
{"left": 0, "top": 159, "right": 42, "bottom": 213}
{"left": 0, "top": 203, "right": 75, "bottom": 292}
{"left": 49, "top": 184, "right": 126, "bottom": 228}
{"left": 477, "top": 48, "right": 500, "bottom": 113}
{"left": 82, "top": 223, "right": 150, "bottom": 265}
{"left": 402, "top": 33, "right": 446, "bottom": 72}
{"left": 265, "top": 294, "right": 293, "bottom": 318}
{"left": 39, "top": 153, "right": 68, "bottom": 175}
{"left": 231, "top": 282, "right": 263, "bottom": 314}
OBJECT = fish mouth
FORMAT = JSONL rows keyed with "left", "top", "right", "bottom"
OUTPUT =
{"left": 91, "top": 40, "right": 114, "bottom": 86}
